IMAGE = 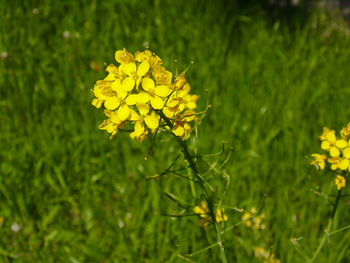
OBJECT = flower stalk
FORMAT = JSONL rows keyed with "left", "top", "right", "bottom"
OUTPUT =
{"left": 159, "top": 111, "right": 228, "bottom": 263}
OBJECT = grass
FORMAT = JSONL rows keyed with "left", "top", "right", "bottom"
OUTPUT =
{"left": 1, "top": 0, "right": 350, "bottom": 262}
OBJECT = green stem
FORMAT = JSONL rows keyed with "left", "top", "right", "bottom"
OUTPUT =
{"left": 159, "top": 111, "right": 228, "bottom": 263}
{"left": 309, "top": 189, "right": 342, "bottom": 263}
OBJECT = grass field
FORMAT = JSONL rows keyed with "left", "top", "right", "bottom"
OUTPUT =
{"left": 1, "top": 0, "right": 350, "bottom": 262}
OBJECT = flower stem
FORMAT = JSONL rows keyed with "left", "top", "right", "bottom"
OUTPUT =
{"left": 159, "top": 111, "right": 228, "bottom": 263}
{"left": 309, "top": 189, "right": 342, "bottom": 263}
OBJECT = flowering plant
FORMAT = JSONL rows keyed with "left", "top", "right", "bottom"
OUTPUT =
{"left": 92, "top": 48, "right": 230, "bottom": 262}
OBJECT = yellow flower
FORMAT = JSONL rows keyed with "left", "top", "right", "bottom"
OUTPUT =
{"left": 193, "top": 201, "right": 209, "bottom": 219}
{"left": 130, "top": 127, "right": 149, "bottom": 143}
{"left": 172, "top": 115, "right": 192, "bottom": 139}
{"left": 174, "top": 73, "right": 187, "bottom": 90}
{"left": 328, "top": 157, "right": 342, "bottom": 170}
{"left": 341, "top": 123, "right": 350, "bottom": 139}
{"left": 130, "top": 104, "right": 159, "bottom": 139}
{"left": 335, "top": 175, "right": 346, "bottom": 190}
{"left": 98, "top": 110, "right": 125, "bottom": 139}
{"left": 92, "top": 80, "right": 115, "bottom": 108}
{"left": 254, "top": 247, "right": 280, "bottom": 263}
{"left": 215, "top": 208, "right": 228, "bottom": 223}
{"left": 121, "top": 61, "right": 150, "bottom": 92}
{"left": 338, "top": 147, "right": 350, "bottom": 170}
{"left": 114, "top": 48, "right": 134, "bottom": 64}
{"left": 193, "top": 201, "right": 228, "bottom": 227}
{"left": 310, "top": 154, "right": 327, "bottom": 170}
{"left": 242, "top": 207, "right": 265, "bottom": 230}
{"left": 320, "top": 127, "right": 347, "bottom": 157}
{"left": 141, "top": 78, "right": 172, "bottom": 110}
{"left": 135, "top": 50, "right": 162, "bottom": 68}
{"left": 152, "top": 64, "right": 172, "bottom": 85}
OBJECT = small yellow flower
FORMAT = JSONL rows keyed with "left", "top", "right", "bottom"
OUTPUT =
{"left": 242, "top": 207, "right": 265, "bottom": 230}
{"left": 320, "top": 127, "right": 347, "bottom": 157}
{"left": 310, "top": 154, "right": 327, "bottom": 170}
{"left": 254, "top": 247, "right": 280, "bottom": 263}
{"left": 193, "top": 201, "right": 209, "bottom": 219}
{"left": 121, "top": 61, "right": 150, "bottom": 91}
{"left": 341, "top": 123, "right": 350, "bottom": 139}
{"left": 193, "top": 201, "right": 228, "bottom": 227}
{"left": 141, "top": 78, "right": 172, "bottom": 110}
{"left": 130, "top": 104, "right": 159, "bottom": 139}
{"left": 328, "top": 157, "right": 342, "bottom": 170}
{"left": 215, "top": 208, "right": 228, "bottom": 223}
{"left": 98, "top": 110, "right": 125, "bottom": 139}
{"left": 152, "top": 64, "right": 172, "bottom": 85}
{"left": 172, "top": 115, "right": 192, "bottom": 139}
{"left": 135, "top": 50, "right": 162, "bottom": 68}
{"left": 335, "top": 175, "right": 346, "bottom": 190}
{"left": 115, "top": 48, "right": 134, "bottom": 64}
{"left": 174, "top": 73, "right": 187, "bottom": 90}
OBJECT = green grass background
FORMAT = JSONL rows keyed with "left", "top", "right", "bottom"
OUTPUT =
{"left": 1, "top": 0, "right": 350, "bottom": 262}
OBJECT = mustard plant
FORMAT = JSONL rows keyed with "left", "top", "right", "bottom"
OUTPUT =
{"left": 92, "top": 48, "right": 230, "bottom": 262}
{"left": 292, "top": 123, "right": 350, "bottom": 262}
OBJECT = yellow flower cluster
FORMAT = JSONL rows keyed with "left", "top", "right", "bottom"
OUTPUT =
{"left": 92, "top": 48, "right": 199, "bottom": 142}
{"left": 193, "top": 201, "right": 228, "bottom": 227}
{"left": 242, "top": 207, "right": 266, "bottom": 230}
{"left": 310, "top": 124, "right": 350, "bottom": 190}
{"left": 254, "top": 247, "right": 280, "bottom": 263}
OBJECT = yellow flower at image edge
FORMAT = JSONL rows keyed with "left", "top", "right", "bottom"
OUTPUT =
{"left": 335, "top": 175, "right": 346, "bottom": 190}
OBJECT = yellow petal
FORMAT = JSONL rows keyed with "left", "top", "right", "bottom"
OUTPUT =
{"left": 331, "top": 163, "right": 338, "bottom": 170}
{"left": 122, "top": 77, "right": 135, "bottom": 92}
{"left": 154, "top": 85, "right": 172, "bottom": 97}
{"left": 110, "top": 112, "right": 120, "bottom": 123}
{"left": 321, "top": 141, "right": 330, "bottom": 150}
{"left": 193, "top": 206, "right": 205, "bottom": 215}
{"left": 173, "top": 125, "right": 184, "bottom": 137}
{"left": 137, "top": 92, "right": 150, "bottom": 104}
{"left": 123, "top": 63, "right": 136, "bottom": 76}
{"left": 319, "top": 161, "right": 325, "bottom": 170}
{"left": 137, "top": 61, "right": 150, "bottom": 76}
{"left": 98, "top": 120, "right": 108, "bottom": 130}
{"left": 114, "top": 50, "right": 124, "bottom": 63}
{"left": 129, "top": 109, "right": 139, "bottom": 121}
{"left": 336, "top": 139, "right": 347, "bottom": 149}
{"left": 330, "top": 147, "right": 340, "bottom": 157}
{"left": 137, "top": 103, "right": 149, "bottom": 115}
{"left": 134, "top": 121, "right": 145, "bottom": 137}
{"left": 344, "top": 147, "right": 350, "bottom": 158}
{"left": 142, "top": 78, "right": 155, "bottom": 92}
{"left": 117, "top": 105, "right": 130, "bottom": 120}
{"left": 104, "top": 73, "right": 114, "bottom": 81}
{"left": 125, "top": 94, "right": 138, "bottom": 105}
{"left": 184, "top": 110, "right": 196, "bottom": 122}
{"left": 104, "top": 97, "right": 120, "bottom": 110}
{"left": 92, "top": 98, "right": 103, "bottom": 108}
{"left": 150, "top": 96, "right": 164, "bottom": 110}
{"left": 326, "top": 132, "right": 336, "bottom": 143}
{"left": 111, "top": 79, "right": 122, "bottom": 92}
{"left": 163, "top": 107, "right": 175, "bottom": 118}
{"left": 106, "top": 123, "right": 115, "bottom": 133}
{"left": 186, "top": 101, "right": 197, "bottom": 109}
{"left": 339, "top": 159, "right": 349, "bottom": 170}
{"left": 166, "top": 99, "right": 179, "bottom": 108}
{"left": 117, "top": 88, "right": 127, "bottom": 99}
{"left": 144, "top": 114, "right": 159, "bottom": 129}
